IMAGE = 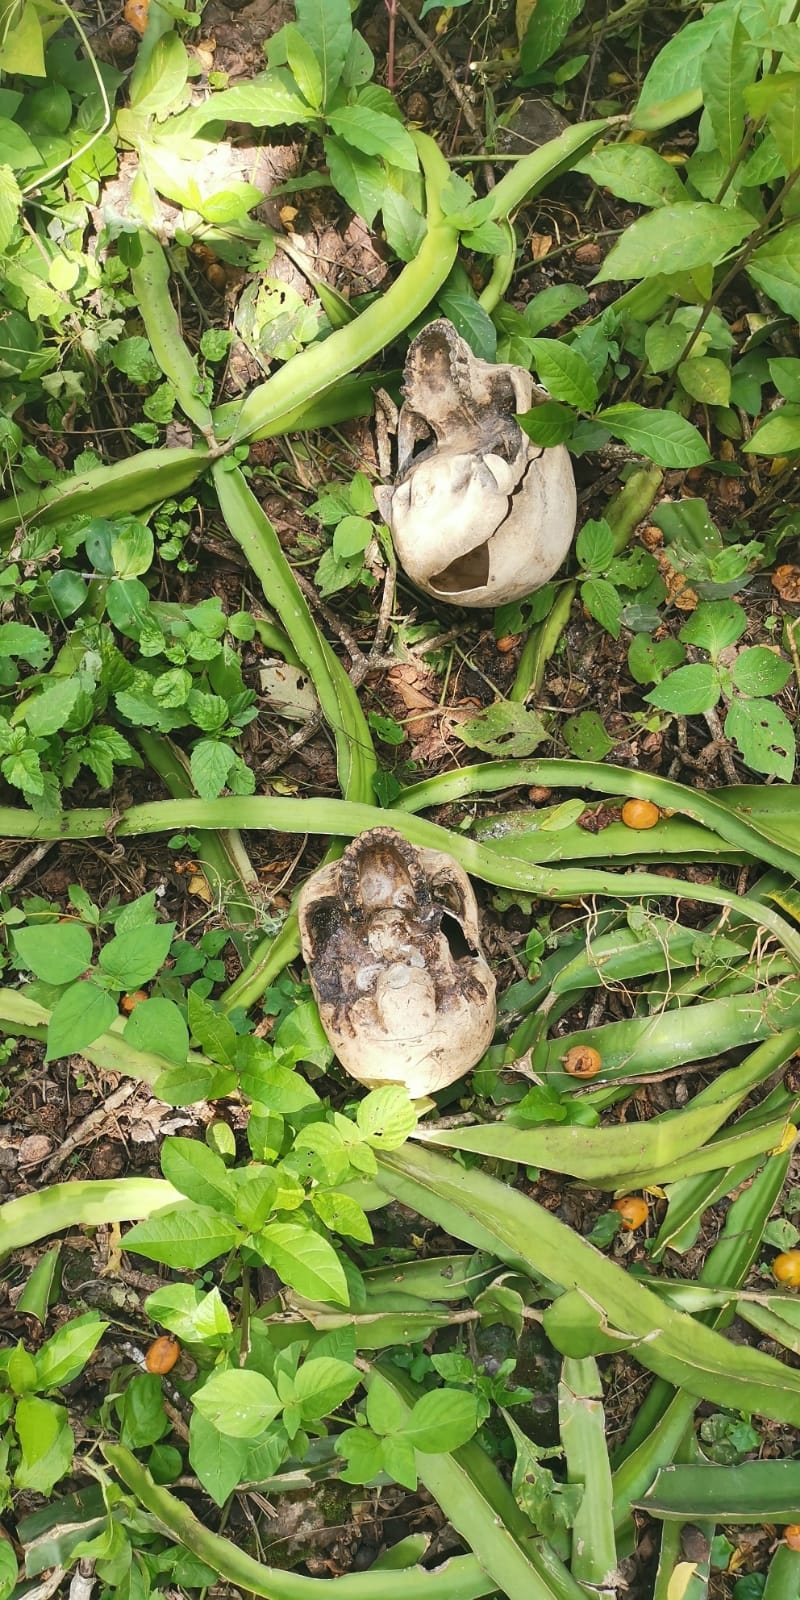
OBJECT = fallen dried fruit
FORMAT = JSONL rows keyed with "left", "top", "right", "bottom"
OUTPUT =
{"left": 120, "top": 990, "right": 148, "bottom": 1013}
{"left": 145, "top": 1336, "right": 180, "bottom": 1375}
{"left": 613, "top": 1196, "right": 649, "bottom": 1230}
{"left": 772, "top": 564, "right": 800, "bottom": 603}
{"left": 621, "top": 798, "right": 660, "bottom": 830}
{"left": 562, "top": 1044, "right": 602, "bottom": 1078}
{"left": 784, "top": 1526, "right": 800, "bottom": 1551}
{"left": 772, "top": 1250, "right": 800, "bottom": 1287}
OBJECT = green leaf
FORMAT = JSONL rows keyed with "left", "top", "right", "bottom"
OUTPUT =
{"left": 436, "top": 290, "right": 497, "bottom": 360}
{"left": 0, "top": 622, "right": 50, "bottom": 668}
{"left": 335, "top": 1426, "right": 384, "bottom": 1483}
{"left": 129, "top": 32, "right": 189, "bottom": 116}
{"left": 576, "top": 143, "right": 686, "bottom": 206}
{"left": 260, "top": 1222, "right": 349, "bottom": 1305}
{"left": 519, "top": 0, "right": 585, "bottom": 74}
{"left": 323, "top": 136, "right": 384, "bottom": 224}
{"left": 732, "top": 647, "right": 792, "bottom": 698}
{"left": 381, "top": 188, "right": 427, "bottom": 261}
{"left": 47, "top": 570, "right": 87, "bottom": 620}
{"left": 326, "top": 106, "right": 418, "bottom": 172}
{"left": 523, "top": 283, "right": 588, "bottom": 335}
{"left": 193, "top": 1368, "right": 281, "bottom": 1439}
{"left": 24, "top": 678, "right": 82, "bottom": 737}
{"left": 576, "top": 517, "right": 615, "bottom": 573}
{"left": 123, "top": 998, "right": 189, "bottom": 1065}
{"left": 111, "top": 522, "right": 154, "bottom": 580}
{"left": 581, "top": 577, "right": 622, "bottom": 638}
{"left": 746, "top": 224, "right": 800, "bottom": 320}
{"left": 161, "top": 1137, "right": 235, "bottom": 1213}
{"left": 98, "top": 923, "right": 175, "bottom": 989}
{"left": 678, "top": 356, "right": 732, "bottom": 407}
{"left": 594, "top": 203, "right": 755, "bottom": 282}
{"left": 293, "top": 1357, "right": 360, "bottom": 1420}
{"left": 14, "top": 1396, "right": 74, "bottom": 1494}
{"left": 13, "top": 922, "right": 93, "bottom": 985}
{"left": 768, "top": 358, "right": 800, "bottom": 403}
{"left": 457, "top": 700, "right": 548, "bottom": 757}
{"left": 191, "top": 739, "right": 237, "bottom": 799}
{"left": 562, "top": 710, "right": 614, "bottom": 760}
{"left": 357, "top": 1085, "right": 418, "bottom": 1150}
{"left": 0, "top": 1537, "right": 17, "bottom": 1600}
{"left": 35, "top": 1313, "right": 107, "bottom": 1390}
{"left": 46, "top": 981, "right": 118, "bottom": 1061}
{"left": 124, "top": 1202, "right": 242, "bottom": 1269}
{"left": 0, "top": 165, "right": 22, "bottom": 253}
{"left": 645, "top": 662, "right": 721, "bottom": 715}
{"left": 635, "top": 6, "right": 735, "bottom": 120}
{"left": 197, "top": 68, "right": 315, "bottom": 130}
{"left": 311, "top": 1189, "right": 373, "bottom": 1243}
{"left": 725, "top": 698, "right": 795, "bottom": 781}
{"left": 679, "top": 600, "right": 747, "bottom": 656}
{"left": 0, "top": 115, "right": 40, "bottom": 170}
{"left": 700, "top": 9, "right": 760, "bottom": 164}
{"left": 517, "top": 401, "right": 576, "bottom": 446}
{"left": 332, "top": 514, "right": 373, "bottom": 560}
{"left": 188, "top": 991, "right": 238, "bottom": 1066}
{"left": 403, "top": 1388, "right": 481, "bottom": 1453}
{"left": 528, "top": 337, "right": 598, "bottom": 409}
{"left": 189, "top": 1411, "right": 249, "bottom": 1505}
{"left": 743, "top": 405, "right": 800, "bottom": 456}
{"left": 281, "top": 24, "right": 323, "bottom": 109}
{"left": 295, "top": 0, "right": 351, "bottom": 104}
{"left": 236, "top": 1043, "right": 320, "bottom": 1111}
{"left": 596, "top": 404, "right": 711, "bottom": 466}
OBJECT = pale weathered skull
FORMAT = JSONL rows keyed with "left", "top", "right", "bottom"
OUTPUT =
{"left": 375, "top": 318, "right": 576, "bottom": 607}
{"left": 297, "top": 827, "right": 496, "bottom": 1096}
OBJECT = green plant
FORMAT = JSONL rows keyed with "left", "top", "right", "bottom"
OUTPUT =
{"left": 0, "top": 1314, "right": 107, "bottom": 1508}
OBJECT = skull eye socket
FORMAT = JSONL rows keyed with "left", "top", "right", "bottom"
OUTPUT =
{"left": 429, "top": 542, "right": 491, "bottom": 593}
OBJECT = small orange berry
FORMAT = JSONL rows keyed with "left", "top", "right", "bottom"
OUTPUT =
{"left": 562, "top": 1045, "right": 602, "bottom": 1078}
{"left": 772, "top": 1250, "right": 800, "bottom": 1287}
{"left": 613, "top": 1196, "right": 649, "bottom": 1230}
{"left": 120, "top": 990, "right": 148, "bottom": 1014}
{"left": 784, "top": 1525, "right": 800, "bottom": 1551}
{"left": 145, "top": 1335, "right": 180, "bottom": 1375}
{"left": 621, "top": 799, "right": 660, "bottom": 830}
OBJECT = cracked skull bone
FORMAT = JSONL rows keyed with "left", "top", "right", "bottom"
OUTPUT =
{"left": 375, "top": 318, "right": 577, "bottom": 607}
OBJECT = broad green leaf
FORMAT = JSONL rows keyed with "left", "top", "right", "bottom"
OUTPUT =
{"left": 191, "top": 740, "right": 237, "bottom": 800}
{"left": 562, "top": 710, "right": 614, "bottom": 760}
{"left": 457, "top": 701, "right": 548, "bottom": 757}
{"left": 0, "top": 1539, "right": 17, "bottom": 1600}
{"left": 0, "top": 164, "right": 21, "bottom": 252}
{"left": 0, "top": 622, "right": 50, "bottom": 667}
{"left": 189, "top": 1410, "right": 248, "bottom": 1505}
{"left": 769, "top": 358, "right": 800, "bottom": 403}
{"left": 517, "top": 400, "right": 576, "bottom": 445}
{"left": 732, "top": 647, "right": 792, "bottom": 698}
{"left": 678, "top": 357, "right": 731, "bottom": 407}
{"left": 594, "top": 203, "right": 755, "bottom": 282}
{"left": 311, "top": 1189, "right": 373, "bottom": 1243}
{"left": 519, "top": 0, "right": 585, "bottom": 74}
{"left": 145, "top": 1283, "right": 232, "bottom": 1344}
{"left": 326, "top": 106, "right": 417, "bottom": 172}
{"left": 746, "top": 224, "right": 800, "bottom": 319}
{"left": 281, "top": 24, "right": 323, "bottom": 109}
{"left": 14, "top": 1397, "right": 74, "bottom": 1493}
{"left": 259, "top": 1222, "right": 348, "bottom": 1305}
{"left": 645, "top": 663, "right": 721, "bottom": 715}
{"left": 596, "top": 404, "right": 711, "bottom": 466}
{"left": 46, "top": 981, "right": 118, "bottom": 1061}
{"left": 725, "top": 698, "right": 795, "bottom": 780}
{"left": 581, "top": 577, "right": 622, "bottom": 638}
{"left": 124, "top": 1202, "right": 242, "bottom": 1268}
{"left": 160, "top": 1137, "right": 236, "bottom": 1213}
{"left": 35, "top": 1313, "right": 107, "bottom": 1390}
{"left": 295, "top": 0, "right": 351, "bottom": 104}
{"left": 293, "top": 1357, "right": 359, "bottom": 1420}
{"left": 403, "top": 1389, "right": 481, "bottom": 1453}
{"left": 635, "top": 5, "right": 738, "bottom": 117}
{"left": 323, "top": 137, "right": 384, "bottom": 224}
{"left": 237, "top": 1049, "right": 319, "bottom": 1113}
{"left": 13, "top": 922, "right": 93, "bottom": 985}
{"left": 193, "top": 1368, "right": 281, "bottom": 1439}
{"left": 357, "top": 1085, "right": 418, "bottom": 1150}
{"left": 0, "top": 117, "right": 40, "bottom": 170}
{"left": 381, "top": 188, "right": 427, "bottom": 262}
{"left": 111, "top": 522, "right": 154, "bottom": 579}
{"left": 747, "top": 72, "right": 800, "bottom": 172}
{"left": 187, "top": 991, "right": 238, "bottom": 1066}
{"left": 129, "top": 32, "right": 189, "bottom": 116}
{"left": 197, "top": 68, "right": 315, "bottom": 129}
{"left": 435, "top": 290, "right": 497, "bottom": 360}
{"left": 528, "top": 338, "right": 598, "bottom": 408}
{"left": 679, "top": 600, "right": 747, "bottom": 656}
{"left": 523, "top": 282, "right": 588, "bottom": 335}
{"left": 24, "top": 678, "right": 82, "bottom": 737}
{"left": 576, "top": 144, "right": 686, "bottom": 207}
{"left": 98, "top": 923, "right": 175, "bottom": 989}
{"left": 123, "top": 998, "right": 189, "bottom": 1065}
{"left": 701, "top": 10, "right": 759, "bottom": 163}
{"left": 366, "top": 1372, "right": 408, "bottom": 1435}
{"left": 335, "top": 1426, "right": 384, "bottom": 1483}
{"left": 743, "top": 405, "right": 800, "bottom": 455}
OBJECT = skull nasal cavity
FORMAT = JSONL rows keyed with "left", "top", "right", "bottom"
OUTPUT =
{"left": 429, "top": 543, "right": 491, "bottom": 593}
{"left": 358, "top": 846, "right": 415, "bottom": 913}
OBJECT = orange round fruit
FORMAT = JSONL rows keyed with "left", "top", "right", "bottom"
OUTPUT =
{"left": 772, "top": 1250, "right": 800, "bottom": 1287}
{"left": 120, "top": 990, "right": 148, "bottom": 1014}
{"left": 621, "top": 799, "right": 660, "bottom": 830}
{"left": 613, "top": 1196, "right": 649, "bottom": 1231}
{"left": 562, "top": 1045, "right": 602, "bottom": 1078}
{"left": 145, "top": 1335, "right": 180, "bottom": 1375}
{"left": 784, "top": 1526, "right": 800, "bottom": 1551}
